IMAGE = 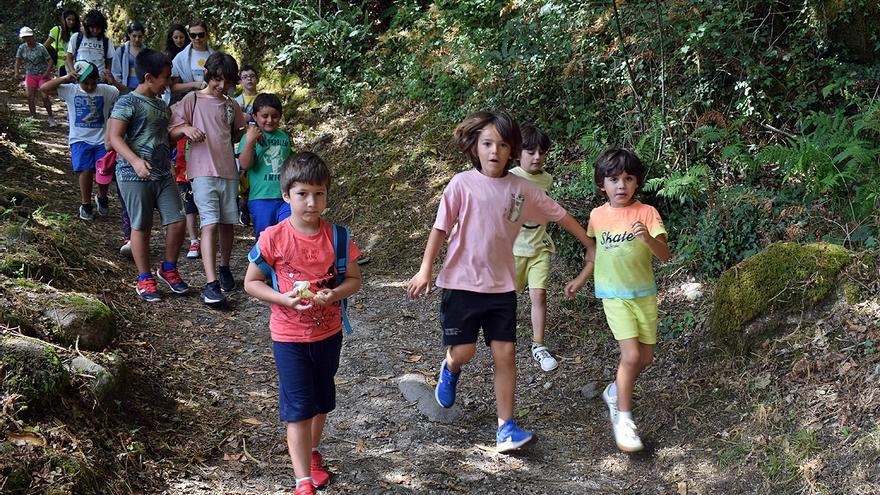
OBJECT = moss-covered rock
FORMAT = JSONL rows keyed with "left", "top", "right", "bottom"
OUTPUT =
{"left": 709, "top": 242, "right": 851, "bottom": 353}
{"left": 68, "top": 353, "right": 127, "bottom": 404}
{"left": 0, "top": 336, "right": 69, "bottom": 412}
{"left": 42, "top": 294, "right": 116, "bottom": 351}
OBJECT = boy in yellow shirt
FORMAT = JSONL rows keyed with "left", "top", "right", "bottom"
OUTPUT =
{"left": 565, "top": 148, "right": 671, "bottom": 452}
{"left": 510, "top": 126, "right": 558, "bottom": 372}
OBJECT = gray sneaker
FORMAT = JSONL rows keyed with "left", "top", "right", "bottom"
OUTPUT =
{"left": 95, "top": 195, "right": 109, "bottom": 216}
{"left": 201, "top": 281, "right": 226, "bottom": 305}
{"left": 79, "top": 204, "right": 94, "bottom": 221}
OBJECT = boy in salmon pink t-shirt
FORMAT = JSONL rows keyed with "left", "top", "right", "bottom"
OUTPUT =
{"left": 407, "top": 111, "right": 593, "bottom": 453}
{"left": 244, "top": 152, "right": 361, "bottom": 495}
{"left": 565, "top": 148, "right": 671, "bottom": 453}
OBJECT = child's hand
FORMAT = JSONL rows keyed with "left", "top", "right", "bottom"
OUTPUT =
{"left": 182, "top": 125, "right": 206, "bottom": 143}
{"left": 632, "top": 221, "right": 650, "bottom": 241}
{"left": 564, "top": 276, "right": 587, "bottom": 300}
{"left": 132, "top": 158, "right": 153, "bottom": 178}
{"left": 407, "top": 270, "right": 432, "bottom": 300}
{"left": 245, "top": 124, "right": 263, "bottom": 144}
{"left": 279, "top": 290, "right": 313, "bottom": 310}
{"left": 312, "top": 288, "right": 335, "bottom": 307}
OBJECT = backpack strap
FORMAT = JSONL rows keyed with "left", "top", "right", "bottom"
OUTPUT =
{"left": 103, "top": 36, "right": 110, "bottom": 60}
{"left": 332, "top": 224, "right": 353, "bottom": 335}
{"left": 247, "top": 243, "right": 278, "bottom": 291}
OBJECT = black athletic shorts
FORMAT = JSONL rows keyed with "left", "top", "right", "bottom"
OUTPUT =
{"left": 439, "top": 289, "right": 517, "bottom": 346}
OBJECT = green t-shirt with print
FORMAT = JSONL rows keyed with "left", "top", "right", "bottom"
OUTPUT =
{"left": 238, "top": 129, "right": 292, "bottom": 200}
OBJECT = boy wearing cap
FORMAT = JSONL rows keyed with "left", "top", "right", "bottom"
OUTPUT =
{"left": 41, "top": 61, "right": 119, "bottom": 220}
{"left": 14, "top": 27, "right": 56, "bottom": 127}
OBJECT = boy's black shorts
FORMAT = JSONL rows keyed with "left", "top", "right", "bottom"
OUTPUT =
{"left": 439, "top": 289, "right": 517, "bottom": 346}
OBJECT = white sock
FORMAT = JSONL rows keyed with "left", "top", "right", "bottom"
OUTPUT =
{"left": 295, "top": 476, "right": 313, "bottom": 487}
{"left": 616, "top": 410, "right": 633, "bottom": 424}
{"left": 312, "top": 447, "right": 319, "bottom": 453}
{"left": 190, "top": 239, "right": 199, "bottom": 245}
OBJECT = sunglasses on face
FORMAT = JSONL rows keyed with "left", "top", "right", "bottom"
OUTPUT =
{"left": 189, "top": 32, "right": 206, "bottom": 39}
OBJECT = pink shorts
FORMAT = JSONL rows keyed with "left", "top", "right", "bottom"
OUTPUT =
{"left": 24, "top": 75, "right": 49, "bottom": 89}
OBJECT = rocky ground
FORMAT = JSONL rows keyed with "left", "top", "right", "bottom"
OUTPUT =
{"left": 1, "top": 73, "right": 879, "bottom": 495}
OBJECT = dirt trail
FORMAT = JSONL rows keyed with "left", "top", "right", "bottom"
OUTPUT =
{"left": 2, "top": 79, "right": 761, "bottom": 495}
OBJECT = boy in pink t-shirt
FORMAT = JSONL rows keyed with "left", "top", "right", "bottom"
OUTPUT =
{"left": 407, "top": 111, "right": 593, "bottom": 453}
{"left": 169, "top": 52, "right": 246, "bottom": 306}
{"left": 244, "top": 152, "right": 361, "bottom": 495}
{"left": 564, "top": 148, "right": 671, "bottom": 453}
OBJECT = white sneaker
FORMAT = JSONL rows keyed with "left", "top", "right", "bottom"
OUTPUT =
{"left": 119, "top": 240, "right": 132, "bottom": 258}
{"left": 47, "top": 116, "right": 57, "bottom": 127}
{"left": 602, "top": 383, "right": 618, "bottom": 423}
{"left": 612, "top": 417, "right": 644, "bottom": 452}
{"left": 531, "top": 344, "right": 558, "bottom": 372}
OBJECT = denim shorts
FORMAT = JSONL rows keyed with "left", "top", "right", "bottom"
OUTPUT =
{"left": 273, "top": 331, "right": 343, "bottom": 422}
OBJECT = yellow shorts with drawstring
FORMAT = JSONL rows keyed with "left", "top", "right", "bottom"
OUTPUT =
{"left": 602, "top": 294, "right": 658, "bottom": 344}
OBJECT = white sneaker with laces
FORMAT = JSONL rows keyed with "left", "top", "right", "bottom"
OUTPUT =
{"left": 602, "top": 383, "right": 618, "bottom": 423}
{"left": 531, "top": 344, "right": 558, "bottom": 372}
{"left": 613, "top": 417, "right": 644, "bottom": 452}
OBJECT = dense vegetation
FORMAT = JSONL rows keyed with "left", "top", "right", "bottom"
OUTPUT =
{"left": 7, "top": 0, "right": 880, "bottom": 276}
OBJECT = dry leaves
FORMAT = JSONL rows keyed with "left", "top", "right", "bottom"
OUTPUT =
{"left": 241, "top": 418, "right": 264, "bottom": 426}
{"left": 6, "top": 431, "right": 46, "bottom": 447}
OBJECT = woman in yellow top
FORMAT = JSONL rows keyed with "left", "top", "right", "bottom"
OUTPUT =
{"left": 44, "top": 10, "right": 80, "bottom": 77}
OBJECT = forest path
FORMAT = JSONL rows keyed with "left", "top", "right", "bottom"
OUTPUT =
{"left": 1, "top": 79, "right": 722, "bottom": 495}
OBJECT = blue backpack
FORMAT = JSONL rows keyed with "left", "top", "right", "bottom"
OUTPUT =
{"left": 247, "top": 224, "right": 353, "bottom": 334}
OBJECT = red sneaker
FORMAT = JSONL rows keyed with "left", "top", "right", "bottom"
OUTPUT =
{"left": 293, "top": 481, "right": 316, "bottom": 495}
{"left": 310, "top": 450, "right": 330, "bottom": 488}
{"left": 136, "top": 277, "right": 161, "bottom": 302}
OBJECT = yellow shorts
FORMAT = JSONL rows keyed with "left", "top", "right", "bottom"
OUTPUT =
{"left": 602, "top": 295, "right": 658, "bottom": 344}
{"left": 515, "top": 250, "right": 550, "bottom": 292}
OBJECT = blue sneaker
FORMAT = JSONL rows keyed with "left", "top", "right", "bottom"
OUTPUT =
{"left": 496, "top": 419, "right": 535, "bottom": 453}
{"left": 434, "top": 360, "right": 460, "bottom": 408}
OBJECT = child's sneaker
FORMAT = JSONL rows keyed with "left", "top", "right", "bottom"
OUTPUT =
{"left": 47, "top": 116, "right": 57, "bottom": 128}
{"left": 218, "top": 265, "right": 235, "bottom": 292}
{"left": 496, "top": 419, "right": 535, "bottom": 453}
{"left": 119, "top": 239, "right": 132, "bottom": 258}
{"left": 95, "top": 195, "right": 109, "bottom": 216}
{"left": 434, "top": 359, "right": 460, "bottom": 408}
{"left": 612, "top": 417, "right": 644, "bottom": 452}
{"left": 186, "top": 240, "right": 200, "bottom": 259}
{"left": 531, "top": 343, "right": 558, "bottom": 372}
{"left": 79, "top": 204, "right": 94, "bottom": 221}
{"left": 602, "top": 382, "right": 618, "bottom": 423}
{"left": 293, "top": 481, "right": 316, "bottom": 495}
{"left": 201, "top": 280, "right": 226, "bottom": 305}
{"left": 136, "top": 277, "right": 161, "bottom": 302}
{"left": 310, "top": 450, "right": 330, "bottom": 488}
{"left": 238, "top": 208, "right": 251, "bottom": 226}
{"left": 157, "top": 265, "right": 189, "bottom": 294}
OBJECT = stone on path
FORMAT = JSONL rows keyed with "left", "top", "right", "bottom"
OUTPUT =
{"left": 42, "top": 293, "right": 116, "bottom": 350}
{"left": 67, "top": 353, "right": 126, "bottom": 404}
{"left": 0, "top": 336, "right": 68, "bottom": 411}
{"left": 581, "top": 381, "right": 600, "bottom": 400}
{"left": 398, "top": 373, "right": 461, "bottom": 423}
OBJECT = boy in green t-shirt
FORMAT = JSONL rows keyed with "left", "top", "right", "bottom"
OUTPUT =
{"left": 238, "top": 93, "right": 292, "bottom": 239}
{"left": 510, "top": 126, "right": 559, "bottom": 372}
{"left": 565, "top": 148, "right": 671, "bottom": 453}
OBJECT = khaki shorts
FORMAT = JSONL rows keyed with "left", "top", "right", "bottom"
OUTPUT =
{"left": 515, "top": 250, "right": 550, "bottom": 292}
{"left": 602, "top": 294, "right": 658, "bottom": 344}
{"left": 117, "top": 175, "right": 184, "bottom": 231}
{"left": 192, "top": 176, "right": 239, "bottom": 227}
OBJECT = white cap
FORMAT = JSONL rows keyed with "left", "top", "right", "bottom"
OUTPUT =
{"left": 19, "top": 26, "right": 34, "bottom": 38}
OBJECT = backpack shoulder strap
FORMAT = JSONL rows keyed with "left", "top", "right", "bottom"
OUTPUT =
{"left": 74, "top": 32, "right": 83, "bottom": 59}
{"left": 103, "top": 36, "right": 110, "bottom": 59}
{"left": 332, "top": 224, "right": 353, "bottom": 334}
{"left": 247, "top": 243, "right": 278, "bottom": 291}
